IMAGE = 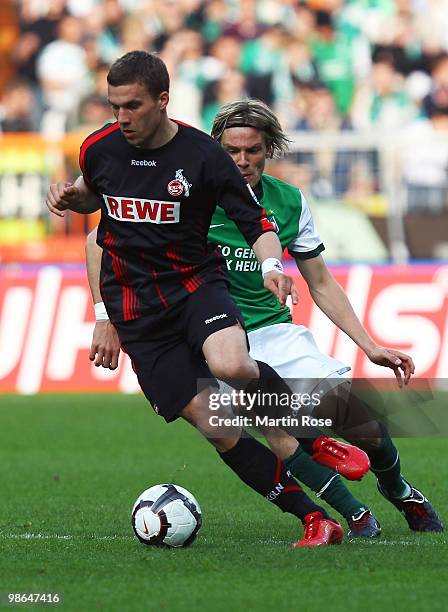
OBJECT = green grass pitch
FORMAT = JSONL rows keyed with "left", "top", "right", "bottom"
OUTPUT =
{"left": 0, "top": 394, "right": 446, "bottom": 612}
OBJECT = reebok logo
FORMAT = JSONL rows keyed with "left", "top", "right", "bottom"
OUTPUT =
{"left": 205, "top": 313, "right": 228, "bottom": 325}
{"left": 131, "top": 159, "right": 157, "bottom": 166}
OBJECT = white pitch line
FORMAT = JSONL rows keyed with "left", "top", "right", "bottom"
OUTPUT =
{"left": 257, "top": 538, "right": 446, "bottom": 546}
{"left": 349, "top": 539, "right": 447, "bottom": 546}
{"left": 0, "top": 533, "right": 134, "bottom": 541}
{"left": 1, "top": 534, "right": 445, "bottom": 546}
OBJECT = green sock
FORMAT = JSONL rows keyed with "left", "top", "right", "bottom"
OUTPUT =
{"left": 284, "top": 447, "right": 367, "bottom": 520}
{"left": 369, "top": 435, "right": 410, "bottom": 499}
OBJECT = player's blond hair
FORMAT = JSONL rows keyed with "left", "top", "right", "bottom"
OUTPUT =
{"left": 211, "top": 99, "right": 290, "bottom": 159}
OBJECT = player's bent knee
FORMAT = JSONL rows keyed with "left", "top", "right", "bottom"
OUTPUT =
{"left": 208, "top": 435, "right": 241, "bottom": 453}
{"left": 180, "top": 389, "right": 242, "bottom": 446}
{"left": 209, "top": 358, "right": 258, "bottom": 384}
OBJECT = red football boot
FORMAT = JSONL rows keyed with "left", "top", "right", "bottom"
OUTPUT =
{"left": 311, "top": 437, "right": 370, "bottom": 481}
{"left": 293, "top": 512, "right": 343, "bottom": 547}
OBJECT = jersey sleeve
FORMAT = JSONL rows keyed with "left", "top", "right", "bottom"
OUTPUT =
{"left": 211, "top": 146, "right": 276, "bottom": 247}
{"left": 78, "top": 123, "right": 118, "bottom": 193}
{"left": 79, "top": 137, "right": 96, "bottom": 192}
{"left": 287, "top": 193, "right": 325, "bottom": 259}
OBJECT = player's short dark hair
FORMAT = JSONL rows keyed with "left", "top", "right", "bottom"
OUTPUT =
{"left": 107, "top": 51, "right": 170, "bottom": 98}
{"left": 211, "top": 98, "right": 290, "bottom": 159}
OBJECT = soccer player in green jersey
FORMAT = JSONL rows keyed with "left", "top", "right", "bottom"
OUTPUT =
{"left": 207, "top": 99, "right": 442, "bottom": 534}
{"left": 86, "top": 99, "right": 442, "bottom": 536}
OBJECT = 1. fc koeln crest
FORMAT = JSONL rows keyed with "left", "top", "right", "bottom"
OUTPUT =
{"left": 167, "top": 169, "right": 192, "bottom": 197}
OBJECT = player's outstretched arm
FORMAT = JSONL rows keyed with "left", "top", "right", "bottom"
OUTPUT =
{"left": 296, "top": 254, "right": 415, "bottom": 386}
{"left": 252, "top": 232, "right": 299, "bottom": 307}
{"left": 46, "top": 175, "right": 100, "bottom": 217}
{"left": 86, "top": 228, "right": 121, "bottom": 370}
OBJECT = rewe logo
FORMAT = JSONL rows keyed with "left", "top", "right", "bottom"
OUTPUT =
{"left": 131, "top": 159, "right": 157, "bottom": 166}
{"left": 103, "top": 194, "right": 180, "bottom": 224}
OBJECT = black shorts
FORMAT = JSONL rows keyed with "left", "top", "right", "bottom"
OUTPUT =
{"left": 115, "top": 281, "right": 245, "bottom": 422}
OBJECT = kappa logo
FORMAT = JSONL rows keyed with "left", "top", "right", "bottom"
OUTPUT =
{"left": 131, "top": 159, "right": 157, "bottom": 166}
{"left": 167, "top": 169, "right": 192, "bottom": 197}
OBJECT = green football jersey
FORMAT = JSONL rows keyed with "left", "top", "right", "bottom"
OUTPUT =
{"left": 208, "top": 174, "right": 324, "bottom": 332}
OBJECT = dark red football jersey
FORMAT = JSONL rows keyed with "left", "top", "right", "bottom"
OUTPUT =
{"left": 79, "top": 121, "right": 275, "bottom": 322}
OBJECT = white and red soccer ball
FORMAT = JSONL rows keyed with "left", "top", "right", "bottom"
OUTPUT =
{"left": 132, "top": 484, "right": 202, "bottom": 548}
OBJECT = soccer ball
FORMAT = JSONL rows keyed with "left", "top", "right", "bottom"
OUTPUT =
{"left": 131, "top": 484, "right": 202, "bottom": 548}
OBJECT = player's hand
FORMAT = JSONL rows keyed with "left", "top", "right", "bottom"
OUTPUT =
{"left": 89, "top": 321, "right": 121, "bottom": 369}
{"left": 365, "top": 345, "right": 415, "bottom": 388}
{"left": 45, "top": 181, "right": 82, "bottom": 217}
{"left": 263, "top": 271, "right": 299, "bottom": 307}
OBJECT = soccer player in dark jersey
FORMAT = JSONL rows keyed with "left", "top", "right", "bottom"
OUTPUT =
{"left": 46, "top": 51, "right": 345, "bottom": 547}
{"left": 85, "top": 97, "right": 442, "bottom": 535}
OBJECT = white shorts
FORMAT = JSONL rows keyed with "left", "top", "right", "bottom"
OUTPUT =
{"left": 248, "top": 323, "right": 350, "bottom": 397}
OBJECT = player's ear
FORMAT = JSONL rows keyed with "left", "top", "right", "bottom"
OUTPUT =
{"left": 265, "top": 138, "right": 274, "bottom": 159}
{"left": 159, "top": 91, "right": 169, "bottom": 111}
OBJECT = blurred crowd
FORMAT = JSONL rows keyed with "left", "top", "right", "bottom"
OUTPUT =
{"left": 3, "top": 0, "right": 448, "bottom": 135}
{"left": 1, "top": 0, "right": 448, "bottom": 213}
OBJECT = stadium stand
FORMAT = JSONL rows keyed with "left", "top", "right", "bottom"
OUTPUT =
{"left": 1, "top": 0, "right": 448, "bottom": 262}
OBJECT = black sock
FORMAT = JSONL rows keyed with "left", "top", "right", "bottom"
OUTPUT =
{"left": 251, "top": 361, "right": 325, "bottom": 452}
{"left": 252, "top": 360, "right": 293, "bottom": 396}
{"left": 219, "top": 434, "right": 328, "bottom": 522}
